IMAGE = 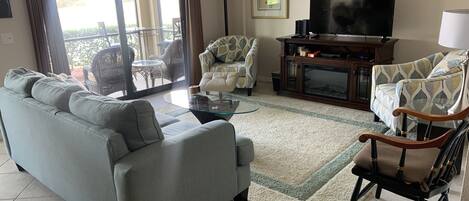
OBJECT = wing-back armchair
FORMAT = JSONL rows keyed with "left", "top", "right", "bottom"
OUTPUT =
{"left": 84, "top": 46, "right": 135, "bottom": 96}
{"left": 199, "top": 35, "right": 258, "bottom": 96}
{"left": 371, "top": 50, "right": 467, "bottom": 132}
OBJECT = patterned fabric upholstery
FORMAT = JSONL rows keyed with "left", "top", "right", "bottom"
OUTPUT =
{"left": 428, "top": 50, "right": 466, "bottom": 78}
{"left": 207, "top": 36, "right": 256, "bottom": 63}
{"left": 371, "top": 51, "right": 464, "bottom": 132}
{"left": 199, "top": 35, "right": 258, "bottom": 88}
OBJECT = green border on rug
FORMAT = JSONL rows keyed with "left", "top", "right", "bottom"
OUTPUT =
{"left": 164, "top": 95, "right": 388, "bottom": 200}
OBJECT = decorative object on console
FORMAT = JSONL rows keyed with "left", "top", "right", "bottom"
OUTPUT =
{"left": 252, "top": 0, "right": 289, "bottom": 19}
{"left": 438, "top": 9, "right": 469, "bottom": 114}
{"left": 295, "top": 19, "right": 310, "bottom": 37}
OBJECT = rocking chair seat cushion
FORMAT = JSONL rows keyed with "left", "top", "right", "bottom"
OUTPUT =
{"left": 354, "top": 141, "right": 440, "bottom": 183}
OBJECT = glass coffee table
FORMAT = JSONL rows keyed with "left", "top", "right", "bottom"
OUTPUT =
{"left": 164, "top": 90, "right": 260, "bottom": 124}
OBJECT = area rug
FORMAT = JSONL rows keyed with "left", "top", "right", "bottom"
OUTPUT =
{"left": 154, "top": 90, "right": 387, "bottom": 200}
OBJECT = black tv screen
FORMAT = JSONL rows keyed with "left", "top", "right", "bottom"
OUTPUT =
{"left": 310, "top": 0, "right": 395, "bottom": 37}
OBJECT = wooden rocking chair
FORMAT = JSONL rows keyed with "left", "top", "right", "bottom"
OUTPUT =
{"left": 350, "top": 106, "right": 469, "bottom": 201}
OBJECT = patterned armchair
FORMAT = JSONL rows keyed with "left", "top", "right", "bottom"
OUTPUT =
{"left": 199, "top": 35, "right": 258, "bottom": 96}
{"left": 371, "top": 50, "right": 466, "bottom": 132}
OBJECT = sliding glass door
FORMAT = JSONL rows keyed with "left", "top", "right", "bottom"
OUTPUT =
{"left": 55, "top": 0, "right": 186, "bottom": 98}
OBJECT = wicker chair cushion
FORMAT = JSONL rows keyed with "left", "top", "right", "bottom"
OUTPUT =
{"left": 354, "top": 141, "right": 440, "bottom": 183}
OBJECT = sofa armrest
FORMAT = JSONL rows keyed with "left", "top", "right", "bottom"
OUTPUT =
{"left": 199, "top": 50, "right": 215, "bottom": 74}
{"left": 113, "top": 120, "right": 239, "bottom": 201}
{"left": 236, "top": 135, "right": 254, "bottom": 166}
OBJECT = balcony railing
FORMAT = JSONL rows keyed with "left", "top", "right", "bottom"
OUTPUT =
{"left": 63, "top": 27, "right": 177, "bottom": 69}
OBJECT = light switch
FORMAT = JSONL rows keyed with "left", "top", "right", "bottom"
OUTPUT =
{"left": 0, "top": 33, "right": 15, "bottom": 44}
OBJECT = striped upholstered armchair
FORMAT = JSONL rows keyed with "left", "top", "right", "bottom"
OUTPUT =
{"left": 199, "top": 35, "right": 258, "bottom": 96}
{"left": 371, "top": 50, "right": 467, "bottom": 132}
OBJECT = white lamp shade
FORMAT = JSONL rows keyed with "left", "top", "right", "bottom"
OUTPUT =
{"left": 439, "top": 9, "right": 469, "bottom": 49}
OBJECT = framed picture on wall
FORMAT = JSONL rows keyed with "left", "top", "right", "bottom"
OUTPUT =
{"left": 252, "top": 0, "right": 288, "bottom": 19}
{"left": 0, "top": 0, "right": 12, "bottom": 18}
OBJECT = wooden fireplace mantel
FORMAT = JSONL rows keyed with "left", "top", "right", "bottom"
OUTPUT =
{"left": 276, "top": 35, "right": 398, "bottom": 111}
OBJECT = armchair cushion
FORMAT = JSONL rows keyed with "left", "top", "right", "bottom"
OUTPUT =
{"left": 428, "top": 50, "right": 466, "bottom": 78}
{"left": 211, "top": 62, "right": 246, "bottom": 76}
{"left": 354, "top": 141, "right": 439, "bottom": 183}
{"left": 4, "top": 67, "right": 45, "bottom": 97}
{"left": 69, "top": 91, "right": 164, "bottom": 151}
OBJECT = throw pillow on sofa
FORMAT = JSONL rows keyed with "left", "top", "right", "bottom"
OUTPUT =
{"left": 4, "top": 67, "right": 46, "bottom": 97}
{"left": 32, "top": 77, "right": 85, "bottom": 112}
{"left": 69, "top": 91, "right": 164, "bottom": 151}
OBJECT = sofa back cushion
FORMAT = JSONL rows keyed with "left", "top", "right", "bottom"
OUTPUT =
{"left": 207, "top": 36, "right": 255, "bottom": 63}
{"left": 4, "top": 67, "right": 46, "bottom": 97}
{"left": 428, "top": 50, "right": 466, "bottom": 78}
{"left": 69, "top": 91, "right": 164, "bottom": 151}
{"left": 32, "top": 77, "right": 85, "bottom": 112}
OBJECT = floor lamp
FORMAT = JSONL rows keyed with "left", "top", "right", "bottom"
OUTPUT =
{"left": 439, "top": 10, "right": 469, "bottom": 114}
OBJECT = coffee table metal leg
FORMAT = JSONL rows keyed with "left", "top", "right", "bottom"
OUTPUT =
{"left": 190, "top": 110, "right": 233, "bottom": 124}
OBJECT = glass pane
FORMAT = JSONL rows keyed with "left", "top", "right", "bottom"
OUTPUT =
{"left": 57, "top": 0, "right": 128, "bottom": 98}
{"left": 286, "top": 61, "right": 298, "bottom": 90}
{"left": 356, "top": 67, "right": 371, "bottom": 101}
{"left": 125, "top": 0, "right": 186, "bottom": 93}
{"left": 304, "top": 65, "right": 348, "bottom": 100}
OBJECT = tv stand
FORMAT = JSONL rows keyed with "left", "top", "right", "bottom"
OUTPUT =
{"left": 276, "top": 35, "right": 398, "bottom": 111}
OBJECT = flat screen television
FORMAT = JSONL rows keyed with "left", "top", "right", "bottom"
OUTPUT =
{"left": 310, "top": 0, "right": 395, "bottom": 37}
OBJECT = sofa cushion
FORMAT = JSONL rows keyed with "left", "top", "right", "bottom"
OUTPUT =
{"left": 4, "top": 67, "right": 46, "bottom": 97}
{"left": 428, "top": 50, "right": 466, "bottom": 78}
{"left": 354, "top": 141, "right": 439, "bottom": 183}
{"left": 236, "top": 135, "right": 254, "bottom": 166}
{"left": 162, "top": 121, "right": 200, "bottom": 137}
{"left": 32, "top": 77, "right": 85, "bottom": 112}
{"left": 48, "top": 73, "right": 87, "bottom": 89}
{"left": 69, "top": 91, "right": 164, "bottom": 151}
{"left": 155, "top": 112, "right": 180, "bottom": 127}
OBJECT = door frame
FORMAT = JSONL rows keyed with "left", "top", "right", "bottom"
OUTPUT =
{"left": 114, "top": 0, "right": 189, "bottom": 100}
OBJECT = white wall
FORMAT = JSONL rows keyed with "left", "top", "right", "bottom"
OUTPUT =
{"left": 200, "top": 0, "right": 226, "bottom": 46}
{"left": 228, "top": 0, "right": 469, "bottom": 81}
{"left": 0, "top": 0, "right": 37, "bottom": 87}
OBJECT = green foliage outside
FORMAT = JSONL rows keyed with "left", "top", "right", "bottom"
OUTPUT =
{"left": 63, "top": 25, "right": 174, "bottom": 68}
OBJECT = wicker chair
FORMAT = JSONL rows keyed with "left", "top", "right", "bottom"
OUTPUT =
{"left": 83, "top": 46, "right": 135, "bottom": 95}
{"left": 152, "top": 39, "right": 185, "bottom": 82}
{"left": 350, "top": 106, "right": 469, "bottom": 201}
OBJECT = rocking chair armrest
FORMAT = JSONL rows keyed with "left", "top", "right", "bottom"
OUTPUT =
{"left": 358, "top": 130, "right": 453, "bottom": 149}
{"left": 392, "top": 107, "right": 469, "bottom": 122}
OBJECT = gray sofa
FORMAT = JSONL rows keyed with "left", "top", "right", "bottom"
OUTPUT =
{"left": 0, "top": 68, "right": 254, "bottom": 201}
